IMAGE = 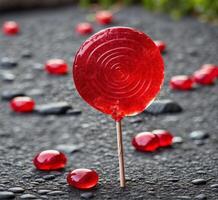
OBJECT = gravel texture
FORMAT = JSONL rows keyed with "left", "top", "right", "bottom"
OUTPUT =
{"left": 0, "top": 5, "right": 218, "bottom": 200}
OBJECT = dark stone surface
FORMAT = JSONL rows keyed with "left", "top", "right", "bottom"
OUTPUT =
{"left": 145, "top": 99, "right": 183, "bottom": 114}
{"left": 1, "top": 90, "right": 25, "bottom": 100}
{"left": 0, "top": 57, "right": 18, "bottom": 68}
{"left": 0, "top": 191, "right": 15, "bottom": 199}
{"left": 0, "top": 5, "right": 218, "bottom": 200}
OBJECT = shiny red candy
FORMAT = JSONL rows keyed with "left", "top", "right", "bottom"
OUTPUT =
{"left": 2, "top": 21, "right": 20, "bottom": 35}
{"left": 132, "top": 132, "right": 159, "bottom": 152}
{"left": 10, "top": 96, "right": 35, "bottom": 112}
{"left": 76, "top": 23, "right": 93, "bottom": 35}
{"left": 45, "top": 59, "right": 68, "bottom": 75}
{"left": 170, "top": 75, "right": 194, "bottom": 90}
{"left": 154, "top": 40, "right": 166, "bottom": 53}
{"left": 67, "top": 169, "right": 99, "bottom": 190}
{"left": 73, "top": 27, "right": 164, "bottom": 121}
{"left": 193, "top": 69, "right": 216, "bottom": 85}
{"left": 33, "top": 150, "right": 67, "bottom": 171}
{"left": 152, "top": 130, "right": 173, "bottom": 147}
{"left": 96, "top": 11, "right": 113, "bottom": 25}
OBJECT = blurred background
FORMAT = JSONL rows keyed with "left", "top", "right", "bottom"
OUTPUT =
{"left": 0, "top": 0, "right": 218, "bottom": 23}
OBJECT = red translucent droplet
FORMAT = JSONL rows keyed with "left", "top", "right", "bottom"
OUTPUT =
{"left": 45, "top": 59, "right": 68, "bottom": 75}
{"left": 33, "top": 150, "right": 67, "bottom": 171}
{"left": 73, "top": 27, "right": 164, "bottom": 121}
{"left": 193, "top": 69, "right": 216, "bottom": 85}
{"left": 201, "top": 64, "right": 218, "bottom": 78}
{"left": 96, "top": 11, "right": 113, "bottom": 25}
{"left": 154, "top": 40, "right": 166, "bottom": 53}
{"left": 170, "top": 75, "right": 194, "bottom": 90}
{"left": 152, "top": 130, "right": 173, "bottom": 147}
{"left": 2, "top": 21, "right": 20, "bottom": 36}
{"left": 132, "top": 132, "right": 159, "bottom": 152}
{"left": 76, "top": 23, "right": 93, "bottom": 35}
{"left": 67, "top": 169, "right": 99, "bottom": 190}
{"left": 10, "top": 96, "right": 35, "bottom": 112}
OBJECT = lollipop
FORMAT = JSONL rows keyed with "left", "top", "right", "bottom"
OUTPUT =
{"left": 73, "top": 27, "right": 164, "bottom": 187}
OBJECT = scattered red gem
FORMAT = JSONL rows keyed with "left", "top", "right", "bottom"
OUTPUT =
{"left": 200, "top": 64, "right": 218, "bottom": 78}
{"left": 45, "top": 59, "right": 68, "bottom": 75}
{"left": 2, "top": 21, "right": 20, "bottom": 36}
{"left": 170, "top": 75, "right": 194, "bottom": 90}
{"left": 73, "top": 27, "right": 164, "bottom": 121}
{"left": 96, "top": 11, "right": 113, "bottom": 25}
{"left": 152, "top": 130, "right": 173, "bottom": 147}
{"left": 10, "top": 96, "right": 35, "bottom": 112}
{"left": 67, "top": 168, "right": 99, "bottom": 190}
{"left": 76, "top": 23, "right": 93, "bottom": 35}
{"left": 154, "top": 40, "right": 166, "bottom": 53}
{"left": 193, "top": 69, "right": 216, "bottom": 85}
{"left": 132, "top": 132, "right": 159, "bottom": 152}
{"left": 33, "top": 150, "right": 67, "bottom": 171}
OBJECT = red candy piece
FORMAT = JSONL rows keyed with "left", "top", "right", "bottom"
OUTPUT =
{"left": 73, "top": 27, "right": 164, "bottom": 121}
{"left": 201, "top": 64, "right": 218, "bottom": 78}
{"left": 132, "top": 132, "right": 159, "bottom": 152}
{"left": 193, "top": 69, "right": 216, "bottom": 85}
{"left": 67, "top": 169, "right": 99, "bottom": 190}
{"left": 154, "top": 40, "right": 166, "bottom": 53}
{"left": 170, "top": 75, "right": 194, "bottom": 90}
{"left": 96, "top": 11, "right": 113, "bottom": 25}
{"left": 10, "top": 96, "right": 35, "bottom": 112}
{"left": 76, "top": 23, "right": 93, "bottom": 35}
{"left": 2, "top": 21, "right": 20, "bottom": 36}
{"left": 45, "top": 59, "right": 68, "bottom": 75}
{"left": 33, "top": 150, "right": 67, "bottom": 171}
{"left": 153, "top": 130, "right": 173, "bottom": 147}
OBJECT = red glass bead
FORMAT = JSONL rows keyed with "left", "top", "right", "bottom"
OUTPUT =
{"left": 170, "top": 75, "right": 194, "bottom": 90}
{"left": 33, "top": 150, "right": 67, "bottom": 171}
{"left": 73, "top": 27, "right": 164, "bottom": 121}
{"left": 193, "top": 69, "right": 216, "bottom": 85}
{"left": 10, "top": 96, "right": 35, "bottom": 112}
{"left": 2, "top": 21, "right": 20, "bottom": 36}
{"left": 67, "top": 169, "right": 99, "bottom": 190}
{"left": 45, "top": 59, "right": 68, "bottom": 75}
{"left": 76, "top": 23, "right": 93, "bottom": 35}
{"left": 132, "top": 132, "right": 159, "bottom": 152}
{"left": 154, "top": 40, "right": 166, "bottom": 53}
{"left": 152, "top": 130, "right": 173, "bottom": 147}
{"left": 96, "top": 11, "right": 113, "bottom": 25}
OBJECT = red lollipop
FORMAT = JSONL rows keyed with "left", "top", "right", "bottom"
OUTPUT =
{"left": 73, "top": 27, "right": 164, "bottom": 187}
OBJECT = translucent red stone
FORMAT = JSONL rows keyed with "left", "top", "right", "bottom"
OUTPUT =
{"left": 132, "top": 132, "right": 159, "bottom": 152}
{"left": 73, "top": 27, "right": 164, "bottom": 121}
{"left": 10, "top": 96, "right": 35, "bottom": 112}
{"left": 67, "top": 169, "right": 99, "bottom": 190}
{"left": 201, "top": 64, "right": 218, "bottom": 78}
{"left": 152, "top": 130, "right": 173, "bottom": 147}
{"left": 193, "top": 69, "right": 216, "bottom": 85}
{"left": 33, "top": 150, "right": 67, "bottom": 171}
{"left": 170, "top": 75, "right": 194, "bottom": 90}
{"left": 76, "top": 23, "right": 93, "bottom": 35}
{"left": 2, "top": 21, "right": 20, "bottom": 36}
{"left": 96, "top": 11, "right": 113, "bottom": 25}
{"left": 154, "top": 40, "right": 166, "bottom": 53}
{"left": 45, "top": 59, "right": 68, "bottom": 75}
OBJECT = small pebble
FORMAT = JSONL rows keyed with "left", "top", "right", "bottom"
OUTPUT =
{"left": 21, "top": 50, "right": 33, "bottom": 58}
{"left": 1, "top": 72, "right": 15, "bottom": 82}
{"left": 145, "top": 99, "right": 182, "bottom": 114}
{"left": 1, "top": 90, "right": 25, "bottom": 101}
{"left": 8, "top": 187, "right": 25, "bottom": 193}
{"left": 0, "top": 57, "right": 18, "bottom": 68}
{"left": 210, "top": 184, "right": 218, "bottom": 188}
{"left": 42, "top": 175, "right": 56, "bottom": 180}
{"left": 47, "top": 191, "right": 65, "bottom": 195}
{"left": 0, "top": 191, "right": 15, "bottom": 199}
{"left": 56, "top": 144, "right": 83, "bottom": 153}
{"left": 35, "top": 102, "right": 72, "bottom": 115}
{"left": 173, "top": 136, "right": 183, "bottom": 144}
{"left": 37, "top": 190, "right": 51, "bottom": 195}
{"left": 191, "top": 178, "right": 207, "bottom": 185}
{"left": 190, "top": 131, "right": 209, "bottom": 140}
{"left": 66, "top": 109, "right": 82, "bottom": 115}
{"left": 80, "top": 192, "right": 94, "bottom": 199}
{"left": 194, "top": 194, "right": 207, "bottom": 200}
{"left": 20, "top": 194, "right": 37, "bottom": 199}
{"left": 177, "top": 196, "right": 191, "bottom": 199}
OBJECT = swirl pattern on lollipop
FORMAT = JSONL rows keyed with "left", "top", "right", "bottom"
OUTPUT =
{"left": 73, "top": 27, "right": 164, "bottom": 121}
